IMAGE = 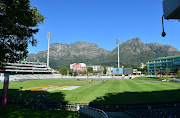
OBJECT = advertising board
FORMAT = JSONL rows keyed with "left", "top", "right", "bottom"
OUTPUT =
{"left": 123, "top": 68, "right": 133, "bottom": 75}
{"left": 113, "top": 68, "right": 123, "bottom": 75}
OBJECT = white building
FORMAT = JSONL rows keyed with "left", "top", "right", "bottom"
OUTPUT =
{"left": 107, "top": 67, "right": 113, "bottom": 72}
{"left": 88, "top": 65, "right": 113, "bottom": 73}
{"left": 133, "top": 69, "right": 142, "bottom": 75}
{"left": 88, "top": 65, "right": 102, "bottom": 72}
{"left": 140, "top": 63, "right": 146, "bottom": 69}
{"left": 70, "top": 63, "right": 87, "bottom": 71}
{"left": 106, "top": 66, "right": 113, "bottom": 75}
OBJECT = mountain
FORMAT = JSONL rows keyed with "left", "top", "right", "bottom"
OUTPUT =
{"left": 26, "top": 38, "right": 180, "bottom": 69}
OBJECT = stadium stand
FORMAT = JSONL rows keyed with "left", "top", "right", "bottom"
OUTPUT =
{"left": 90, "top": 103, "right": 180, "bottom": 118}
{"left": 124, "top": 107, "right": 180, "bottom": 118}
{"left": 7, "top": 74, "right": 62, "bottom": 81}
{"left": 0, "top": 60, "right": 54, "bottom": 74}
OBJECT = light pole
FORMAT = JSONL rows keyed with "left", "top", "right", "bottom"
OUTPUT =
{"left": 47, "top": 32, "right": 51, "bottom": 67}
{"left": 76, "top": 63, "right": 77, "bottom": 75}
{"left": 116, "top": 38, "right": 120, "bottom": 68}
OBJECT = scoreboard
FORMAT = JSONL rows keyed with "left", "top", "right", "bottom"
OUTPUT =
{"left": 113, "top": 68, "right": 123, "bottom": 75}
{"left": 113, "top": 68, "right": 133, "bottom": 75}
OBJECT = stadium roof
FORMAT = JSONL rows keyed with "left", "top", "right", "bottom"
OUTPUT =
{"left": 149, "top": 55, "right": 180, "bottom": 61}
{"left": 21, "top": 60, "right": 46, "bottom": 63}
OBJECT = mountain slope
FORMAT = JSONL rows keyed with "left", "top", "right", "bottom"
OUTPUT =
{"left": 26, "top": 38, "right": 180, "bottom": 69}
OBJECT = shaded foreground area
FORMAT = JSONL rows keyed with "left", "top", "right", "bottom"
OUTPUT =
{"left": 90, "top": 89, "right": 180, "bottom": 105}
{"left": 89, "top": 89, "right": 180, "bottom": 118}
{"left": 0, "top": 89, "right": 72, "bottom": 111}
{"left": 0, "top": 89, "right": 85, "bottom": 118}
{"left": 0, "top": 89, "right": 68, "bottom": 103}
{"left": 0, "top": 106, "right": 85, "bottom": 118}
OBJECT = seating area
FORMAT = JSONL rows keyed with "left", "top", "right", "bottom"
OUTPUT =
{"left": 124, "top": 107, "right": 180, "bottom": 118}
{"left": 2, "top": 74, "right": 135, "bottom": 81}
{"left": 90, "top": 103, "right": 180, "bottom": 118}
{"left": 9, "top": 74, "right": 62, "bottom": 81}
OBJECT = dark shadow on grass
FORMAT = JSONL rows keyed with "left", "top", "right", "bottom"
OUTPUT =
{"left": 0, "top": 89, "right": 85, "bottom": 118}
{"left": 0, "top": 89, "right": 68, "bottom": 108}
{"left": 0, "top": 89, "right": 86, "bottom": 118}
{"left": 0, "top": 106, "right": 85, "bottom": 118}
{"left": 89, "top": 89, "right": 180, "bottom": 105}
{"left": 135, "top": 77, "right": 175, "bottom": 80}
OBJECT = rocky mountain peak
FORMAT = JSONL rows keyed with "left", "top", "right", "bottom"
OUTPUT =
{"left": 71, "top": 41, "right": 99, "bottom": 49}
{"left": 126, "top": 37, "right": 142, "bottom": 44}
{"left": 112, "top": 37, "right": 150, "bottom": 55}
{"left": 26, "top": 38, "right": 180, "bottom": 69}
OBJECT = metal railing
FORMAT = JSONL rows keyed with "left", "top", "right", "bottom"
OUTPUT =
{"left": 79, "top": 106, "right": 108, "bottom": 118}
{"left": 89, "top": 107, "right": 109, "bottom": 118}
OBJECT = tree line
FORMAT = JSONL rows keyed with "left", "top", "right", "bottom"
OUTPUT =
{"left": 59, "top": 66, "right": 107, "bottom": 75}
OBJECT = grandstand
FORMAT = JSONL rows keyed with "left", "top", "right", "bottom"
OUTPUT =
{"left": 9, "top": 74, "right": 61, "bottom": 81}
{"left": 0, "top": 60, "right": 54, "bottom": 74}
{"left": 90, "top": 103, "right": 180, "bottom": 118}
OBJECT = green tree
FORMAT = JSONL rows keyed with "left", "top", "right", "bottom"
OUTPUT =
{"left": 143, "top": 66, "right": 147, "bottom": 71}
{"left": 165, "top": 68, "right": 170, "bottom": 75}
{"left": 59, "top": 67, "right": 67, "bottom": 75}
{"left": 124, "top": 65, "right": 131, "bottom": 68}
{"left": 69, "top": 69, "right": 73, "bottom": 74}
{"left": 155, "top": 72, "right": 158, "bottom": 77}
{"left": 73, "top": 72, "right": 78, "bottom": 76}
{"left": 103, "top": 65, "right": 107, "bottom": 74}
{"left": 83, "top": 70, "right": 87, "bottom": 74}
{"left": 0, "top": 0, "right": 46, "bottom": 62}
{"left": 137, "top": 68, "right": 143, "bottom": 71}
{"left": 177, "top": 70, "right": 180, "bottom": 77}
{"left": 144, "top": 70, "right": 147, "bottom": 75}
{"left": 87, "top": 67, "right": 93, "bottom": 73}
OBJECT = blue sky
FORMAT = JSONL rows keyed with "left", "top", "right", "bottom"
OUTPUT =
{"left": 28, "top": 0, "right": 180, "bottom": 54}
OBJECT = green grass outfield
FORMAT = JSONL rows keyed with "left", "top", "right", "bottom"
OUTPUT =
{"left": 134, "top": 77, "right": 176, "bottom": 80}
{"left": 1, "top": 79, "right": 180, "bottom": 104}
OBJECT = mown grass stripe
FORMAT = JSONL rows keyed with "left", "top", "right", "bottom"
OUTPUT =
{"left": 1, "top": 79, "right": 180, "bottom": 104}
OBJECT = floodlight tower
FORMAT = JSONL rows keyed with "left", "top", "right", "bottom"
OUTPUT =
{"left": 47, "top": 32, "right": 52, "bottom": 67}
{"left": 116, "top": 38, "right": 120, "bottom": 68}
